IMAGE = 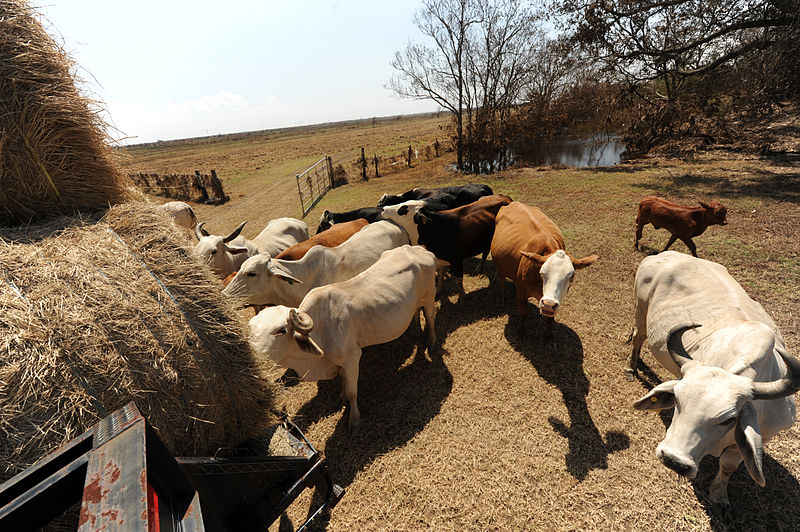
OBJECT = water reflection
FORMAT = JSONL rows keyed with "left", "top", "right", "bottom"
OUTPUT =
{"left": 520, "top": 135, "right": 626, "bottom": 167}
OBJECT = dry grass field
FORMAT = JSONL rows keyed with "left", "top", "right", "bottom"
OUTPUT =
{"left": 125, "top": 118, "right": 800, "bottom": 531}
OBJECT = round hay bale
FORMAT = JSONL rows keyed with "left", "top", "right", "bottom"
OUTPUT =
{"left": 0, "top": 0, "right": 133, "bottom": 224}
{"left": 0, "top": 202, "right": 280, "bottom": 482}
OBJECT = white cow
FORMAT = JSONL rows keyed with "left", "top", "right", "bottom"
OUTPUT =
{"left": 380, "top": 200, "right": 427, "bottom": 245}
{"left": 159, "top": 201, "right": 198, "bottom": 230}
{"left": 248, "top": 245, "right": 438, "bottom": 429}
{"left": 193, "top": 218, "right": 309, "bottom": 279}
{"left": 222, "top": 220, "right": 409, "bottom": 306}
{"left": 628, "top": 251, "right": 800, "bottom": 507}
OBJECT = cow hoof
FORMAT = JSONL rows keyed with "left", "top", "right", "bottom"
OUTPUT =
{"left": 625, "top": 368, "right": 636, "bottom": 382}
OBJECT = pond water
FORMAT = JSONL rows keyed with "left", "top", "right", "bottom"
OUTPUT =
{"left": 519, "top": 135, "right": 626, "bottom": 167}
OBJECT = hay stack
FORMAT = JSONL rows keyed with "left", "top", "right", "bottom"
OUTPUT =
{"left": 0, "top": 0, "right": 132, "bottom": 224}
{"left": 0, "top": 203, "right": 279, "bottom": 482}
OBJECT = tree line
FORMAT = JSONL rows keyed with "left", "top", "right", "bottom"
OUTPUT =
{"left": 389, "top": 0, "right": 799, "bottom": 170}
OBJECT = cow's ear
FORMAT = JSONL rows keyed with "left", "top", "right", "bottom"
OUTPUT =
{"left": 633, "top": 380, "right": 677, "bottom": 410}
{"left": 520, "top": 251, "right": 546, "bottom": 266}
{"left": 414, "top": 211, "right": 431, "bottom": 225}
{"left": 224, "top": 245, "right": 249, "bottom": 255}
{"left": 572, "top": 254, "right": 599, "bottom": 270}
{"left": 267, "top": 261, "right": 303, "bottom": 285}
{"left": 698, "top": 201, "right": 711, "bottom": 209}
{"left": 735, "top": 401, "right": 765, "bottom": 486}
{"left": 294, "top": 332, "right": 324, "bottom": 356}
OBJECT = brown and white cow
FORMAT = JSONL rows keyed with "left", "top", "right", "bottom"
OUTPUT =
{"left": 634, "top": 195, "right": 727, "bottom": 257}
{"left": 490, "top": 202, "right": 599, "bottom": 338}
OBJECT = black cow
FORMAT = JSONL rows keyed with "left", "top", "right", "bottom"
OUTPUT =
{"left": 316, "top": 207, "right": 383, "bottom": 234}
{"left": 413, "top": 194, "right": 512, "bottom": 294}
{"left": 377, "top": 183, "right": 493, "bottom": 211}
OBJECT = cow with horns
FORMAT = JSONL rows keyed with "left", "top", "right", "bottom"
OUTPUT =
{"left": 248, "top": 245, "right": 438, "bottom": 430}
{"left": 193, "top": 218, "right": 308, "bottom": 279}
{"left": 627, "top": 251, "right": 800, "bottom": 507}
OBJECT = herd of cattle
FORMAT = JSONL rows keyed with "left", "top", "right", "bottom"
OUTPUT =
{"left": 160, "top": 186, "right": 800, "bottom": 508}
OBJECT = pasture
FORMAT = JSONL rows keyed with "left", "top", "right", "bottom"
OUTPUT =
{"left": 126, "top": 117, "right": 800, "bottom": 531}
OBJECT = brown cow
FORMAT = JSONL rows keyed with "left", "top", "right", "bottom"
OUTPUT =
{"left": 490, "top": 201, "right": 599, "bottom": 339}
{"left": 634, "top": 196, "right": 727, "bottom": 257}
{"left": 276, "top": 218, "right": 369, "bottom": 260}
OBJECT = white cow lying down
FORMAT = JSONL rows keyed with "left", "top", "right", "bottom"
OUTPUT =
{"left": 159, "top": 201, "right": 198, "bottom": 230}
{"left": 628, "top": 251, "right": 800, "bottom": 507}
{"left": 248, "top": 245, "right": 438, "bottom": 430}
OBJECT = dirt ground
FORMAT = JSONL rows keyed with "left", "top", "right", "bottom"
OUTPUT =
{"left": 126, "top": 121, "right": 800, "bottom": 531}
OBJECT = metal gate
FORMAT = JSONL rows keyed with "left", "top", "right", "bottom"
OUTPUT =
{"left": 296, "top": 156, "right": 333, "bottom": 216}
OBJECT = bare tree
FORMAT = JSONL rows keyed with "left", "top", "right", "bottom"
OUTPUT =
{"left": 390, "top": 0, "right": 482, "bottom": 170}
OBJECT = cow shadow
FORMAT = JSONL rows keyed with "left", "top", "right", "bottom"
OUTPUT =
{"left": 284, "top": 330, "right": 453, "bottom": 530}
{"left": 503, "top": 316, "right": 629, "bottom": 480}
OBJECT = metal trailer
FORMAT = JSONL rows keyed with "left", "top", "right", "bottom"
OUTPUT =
{"left": 0, "top": 402, "right": 344, "bottom": 531}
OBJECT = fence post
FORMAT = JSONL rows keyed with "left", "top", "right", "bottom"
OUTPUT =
{"left": 296, "top": 174, "right": 305, "bottom": 214}
{"left": 208, "top": 169, "right": 228, "bottom": 204}
{"left": 434, "top": 139, "right": 440, "bottom": 158}
{"left": 407, "top": 145, "right": 412, "bottom": 167}
{"left": 360, "top": 147, "right": 367, "bottom": 181}
{"left": 194, "top": 170, "right": 210, "bottom": 203}
{"left": 374, "top": 154, "right": 379, "bottom": 178}
{"left": 326, "top": 156, "right": 334, "bottom": 188}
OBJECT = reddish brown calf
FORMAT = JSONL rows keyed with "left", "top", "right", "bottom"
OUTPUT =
{"left": 634, "top": 196, "right": 727, "bottom": 257}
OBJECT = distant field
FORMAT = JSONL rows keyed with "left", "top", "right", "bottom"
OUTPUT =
{"left": 127, "top": 120, "right": 800, "bottom": 531}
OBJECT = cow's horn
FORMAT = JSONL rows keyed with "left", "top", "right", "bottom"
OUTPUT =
{"left": 751, "top": 346, "right": 800, "bottom": 400}
{"left": 195, "top": 221, "right": 210, "bottom": 240}
{"left": 666, "top": 323, "right": 701, "bottom": 368}
{"left": 289, "top": 309, "right": 314, "bottom": 335}
{"left": 223, "top": 221, "right": 247, "bottom": 243}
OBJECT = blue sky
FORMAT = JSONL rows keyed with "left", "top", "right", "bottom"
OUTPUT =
{"left": 36, "top": 1, "right": 437, "bottom": 144}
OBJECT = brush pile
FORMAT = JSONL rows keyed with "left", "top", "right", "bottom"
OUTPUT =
{"left": 0, "top": 203, "right": 279, "bottom": 482}
{"left": 0, "top": 0, "right": 132, "bottom": 224}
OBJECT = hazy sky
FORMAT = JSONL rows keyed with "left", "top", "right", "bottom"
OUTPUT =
{"left": 35, "top": 1, "right": 437, "bottom": 144}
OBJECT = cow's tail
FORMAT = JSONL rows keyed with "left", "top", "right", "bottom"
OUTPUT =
{"left": 624, "top": 327, "right": 634, "bottom": 345}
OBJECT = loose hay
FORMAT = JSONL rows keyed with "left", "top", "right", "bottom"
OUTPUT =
{"left": 0, "top": 203, "right": 279, "bottom": 482}
{"left": 0, "top": 0, "right": 132, "bottom": 224}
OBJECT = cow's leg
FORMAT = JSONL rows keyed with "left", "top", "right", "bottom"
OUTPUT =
{"left": 634, "top": 220, "right": 645, "bottom": 250}
{"left": 626, "top": 294, "right": 648, "bottom": 381}
{"left": 453, "top": 261, "right": 465, "bottom": 297}
{"left": 708, "top": 445, "right": 742, "bottom": 507}
{"left": 474, "top": 250, "right": 488, "bottom": 275}
{"left": 662, "top": 234, "right": 678, "bottom": 252}
{"left": 680, "top": 236, "right": 698, "bottom": 257}
{"left": 422, "top": 301, "right": 437, "bottom": 347}
{"left": 340, "top": 354, "right": 362, "bottom": 431}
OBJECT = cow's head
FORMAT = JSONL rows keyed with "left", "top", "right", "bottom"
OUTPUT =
{"left": 634, "top": 324, "right": 800, "bottom": 486}
{"left": 381, "top": 200, "right": 426, "bottom": 245}
{"left": 222, "top": 252, "right": 302, "bottom": 306}
{"left": 316, "top": 210, "right": 334, "bottom": 234}
{"left": 699, "top": 200, "right": 728, "bottom": 226}
{"left": 520, "top": 249, "right": 598, "bottom": 317}
{"left": 192, "top": 221, "right": 249, "bottom": 278}
{"left": 249, "top": 306, "right": 324, "bottom": 370}
{"left": 377, "top": 193, "right": 403, "bottom": 208}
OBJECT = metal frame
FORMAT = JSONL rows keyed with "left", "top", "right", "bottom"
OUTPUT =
{"left": 296, "top": 156, "right": 332, "bottom": 216}
{"left": 0, "top": 403, "right": 343, "bottom": 531}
